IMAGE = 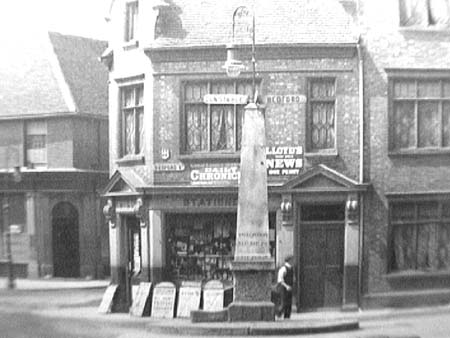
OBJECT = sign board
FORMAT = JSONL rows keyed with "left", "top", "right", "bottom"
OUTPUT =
{"left": 266, "top": 146, "right": 304, "bottom": 176}
{"left": 203, "top": 280, "right": 224, "bottom": 311}
{"left": 116, "top": 200, "right": 135, "bottom": 214}
{"left": 9, "top": 224, "right": 22, "bottom": 234}
{"left": 176, "top": 281, "right": 201, "bottom": 318}
{"left": 98, "top": 284, "right": 118, "bottom": 314}
{"left": 153, "top": 162, "right": 185, "bottom": 172}
{"left": 203, "top": 94, "right": 248, "bottom": 105}
{"left": 266, "top": 95, "right": 306, "bottom": 104}
{"left": 151, "top": 282, "right": 176, "bottom": 318}
{"left": 190, "top": 163, "right": 240, "bottom": 185}
{"left": 130, "top": 282, "right": 152, "bottom": 317}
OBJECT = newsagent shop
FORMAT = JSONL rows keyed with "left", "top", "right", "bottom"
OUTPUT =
{"left": 101, "top": 0, "right": 369, "bottom": 314}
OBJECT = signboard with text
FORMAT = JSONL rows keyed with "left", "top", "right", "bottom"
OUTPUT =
{"left": 266, "top": 146, "right": 303, "bottom": 176}
{"left": 151, "top": 282, "right": 176, "bottom": 318}
{"left": 190, "top": 163, "right": 240, "bottom": 185}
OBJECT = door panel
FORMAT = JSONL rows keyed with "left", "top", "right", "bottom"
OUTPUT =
{"left": 299, "top": 218, "right": 344, "bottom": 311}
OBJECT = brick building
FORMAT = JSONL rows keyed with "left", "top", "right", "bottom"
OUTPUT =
{"left": 0, "top": 31, "right": 110, "bottom": 279}
{"left": 102, "top": 0, "right": 370, "bottom": 312}
{"left": 360, "top": 0, "right": 450, "bottom": 307}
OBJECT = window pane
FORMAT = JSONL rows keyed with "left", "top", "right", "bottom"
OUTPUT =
{"left": 185, "top": 83, "right": 207, "bottom": 102}
{"left": 417, "top": 202, "right": 439, "bottom": 219}
{"left": 429, "top": 0, "right": 450, "bottom": 25}
{"left": 137, "top": 108, "right": 144, "bottom": 154}
{"left": 417, "top": 223, "right": 439, "bottom": 270}
{"left": 237, "top": 83, "right": 253, "bottom": 97}
{"left": 443, "top": 102, "right": 450, "bottom": 146}
{"left": 438, "top": 223, "right": 450, "bottom": 269}
{"left": 418, "top": 81, "right": 440, "bottom": 98}
{"left": 418, "top": 102, "right": 439, "bottom": 147}
{"left": 122, "top": 88, "right": 134, "bottom": 108}
{"left": 399, "top": 0, "right": 429, "bottom": 26}
{"left": 311, "top": 80, "right": 335, "bottom": 98}
{"left": 136, "top": 86, "right": 143, "bottom": 106}
{"left": 124, "top": 110, "right": 135, "bottom": 155}
{"left": 236, "top": 107, "right": 243, "bottom": 150}
{"left": 211, "top": 82, "right": 234, "bottom": 94}
{"left": 211, "top": 106, "right": 235, "bottom": 151}
{"left": 443, "top": 82, "right": 450, "bottom": 97}
{"left": 394, "top": 80, "right": 416, "bottom": 98}
{"left": 392, "top": 224, "right": 417, "bottom": 271}
{"left": 394, "top": 101, "right": 416, "bottom": 149}
{"left": 186, "top": 105, "right": 207, "bottom": 152}
{"left": 310, "top": 103, "right": 335, "bottom": 150}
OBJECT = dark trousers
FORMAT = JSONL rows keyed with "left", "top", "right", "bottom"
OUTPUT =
{"left": 276, "top": 285, "right": 292, "bottom": 319}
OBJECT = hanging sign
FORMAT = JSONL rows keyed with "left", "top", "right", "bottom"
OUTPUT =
{"left": 265, "top": 95, "right": 306, "bottom": 104}
{"left": 266, "top": 146, "right": 304, "bottom": 176}
{"left": 203, "top": 94, "right": 248, "bottom": 105}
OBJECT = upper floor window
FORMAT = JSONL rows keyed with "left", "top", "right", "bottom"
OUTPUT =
{"left": 121, "top": 84, "right": 144, "bottom": 157}
{"left": 390, "top": 200, "right": 450, "bottom": 272}
{"left": 182, "top": 80, "right": 253, "bottom": 154}
{"left": 125, "top": 1, "right": 138, "bottom": 42}
{"left": 390, "top": 78, "right": 450, "bottom": 151}
{"left": 399, "top": 0, "right": 450, "bottom": 27}
{"left": 26, "top": 120, "right": 47, "bottom": 168}
{"left": 307, "top": 78, "right": 336, "bottom": 152}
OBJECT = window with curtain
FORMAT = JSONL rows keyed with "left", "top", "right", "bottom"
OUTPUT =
{"left": 121, "top": 84, "right": 144, "bottom": 157}
{"left": 125, "top": 1, "right": 138, "bottom": 42}
{"left": 399, "top": 0, "right": 450, "bottom": 27}
{"left": 182, "top": 80, "right": 253, "bottom": 154}
{"left": 390, "top": 78, "right": 450, "bottom": 151}
{"left": 390, "top": 200, "right": 450, "bottom": 272}
{"left": 307, "top": 78, "right": 336, "bottom": 152}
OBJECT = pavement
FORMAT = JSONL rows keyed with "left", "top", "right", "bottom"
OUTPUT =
{"left": 1, "top": 277, "right": 450, "bottom": 337}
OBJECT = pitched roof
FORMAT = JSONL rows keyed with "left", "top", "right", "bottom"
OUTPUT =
{"left": 49, "top": 32, "right": 108, "bottom": 116}
{"left": 0, "top": 31, "right": 108, "bottom": 118}
{"left": 150, "top": 0, "right": 358, "bottom": 49}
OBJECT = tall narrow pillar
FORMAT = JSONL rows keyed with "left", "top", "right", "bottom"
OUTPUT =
{"left": 228, "top": 103, "right": 275, "bottom": 322}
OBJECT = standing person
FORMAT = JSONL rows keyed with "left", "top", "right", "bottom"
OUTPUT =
{"left": 276, "top": 255, "right": 294, "bottom": 319}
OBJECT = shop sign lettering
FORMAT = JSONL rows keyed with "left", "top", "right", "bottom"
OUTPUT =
{"left": 266, "top": 146, "right": 303, "bottom": 176}
{"left": 266, "top": 95, "right": 306, "bottom": 104}
{"left": 190, "top": 165, "right": 240, "bottom": 185}
{"left": 183, "top": 196, "right": 238, "bottom": 208}
{"left": 153, "top": 162, "right": 185, "bottom": 172}
{"left": 203, "top": 94, "right": 248, "bottom": 105}
{"left": 116, "top": 200, "right": 135, "bottom": 213}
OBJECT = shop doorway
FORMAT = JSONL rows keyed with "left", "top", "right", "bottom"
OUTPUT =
{"left": 298, "top": 203, "right": 345, "bottom": 311}
{"left": 124, "top": 216, "right": 141, "bottom": 307}
{"left": 52, "top": 202, "right": 80, "bottom": 277}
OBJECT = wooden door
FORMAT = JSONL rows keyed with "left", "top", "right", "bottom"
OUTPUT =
{"left": 298, "top": 204, "right": 345, "bottom": 311}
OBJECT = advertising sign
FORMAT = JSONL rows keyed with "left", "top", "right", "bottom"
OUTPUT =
{"left": 266, "top": 146, "right": 303, "bottom": 176}
{"left": 190, "top": 163, "right": 240, "bottom": 185}
{"left": 203, "top": 94, "right": 248, "bottom": 105}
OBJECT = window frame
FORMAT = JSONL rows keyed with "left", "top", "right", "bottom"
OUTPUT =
{"left": 124, "top": 1, "right": 139, "bottom": 43}
{"left": 180, "top": 79, "right": 255, "bottom": 156}
{"left": 399, "top": 0, "right": 450, "bottom": 29}
{"left": 25, "top": 120, "right": 47, "bottom": 168}
{"left": 306, "top": 77, "right": 337, "bottom": 153}
{"left": 388, "top": 198, "right": 450, "bottom": 274}
{"left": 388, "top": 76, "right": 450, "bottom": 154}
{"left": 119, "top": 83, "right": 144, "bottom": 159}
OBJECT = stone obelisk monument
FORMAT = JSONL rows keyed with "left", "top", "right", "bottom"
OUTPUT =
{"left": 228, "top": 101, "right": 275, "bottom": 322}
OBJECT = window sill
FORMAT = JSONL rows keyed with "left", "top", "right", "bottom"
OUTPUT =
{"left": 123, "top": 40, "right": 139, "bottom": 50}
{"left": 385, "top": 270, "right": 450, "bottom": 280}
{"left": 179, "top": 152, "right": 241, "bottom": 162}
{"left": 304, "top": 150, "right": 338, "bottom": 158}
{"left": 116, "top": 155, "right": 144, "bottom": 166}
{"left": 388, "top": 148, "right": 450, "bottom": 157}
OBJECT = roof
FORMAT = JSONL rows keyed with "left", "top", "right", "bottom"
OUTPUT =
{"left": 149, "top": 0, "right": 358, "bottom": 49}
{"left": 0, "top": 31, "right": 108, "bottom": 118}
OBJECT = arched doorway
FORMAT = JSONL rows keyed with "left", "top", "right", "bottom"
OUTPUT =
{"left": 52, "top": 202, "right": 80, "bottom": 277}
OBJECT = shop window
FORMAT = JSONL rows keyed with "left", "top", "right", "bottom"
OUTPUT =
{"left": 181, "top": 80, "right": 254, "bottom": 154}
{"left": 120, "top": 84, "right": 144, "bottom": 157}
{"left": 166, "top": 213, "right": 276, "bottom": 283}
{"left": 399, "top": 0, "right": 450, "bottom": 27}
{"left": 389, "top": 78, "right": 450, "bottom": 152}
{"left": 389, "top": 200, "right": 450, "bottom": 272}
{"left": 124, "top": 1, "right": 138, "bottom": 42}
{"left": 26, "top": 120, "right": 47, "bottom": 168}
{"left": 0, "top": 194, "right": 26, "bottom": 258}
{"left": 307, "top": 78, "right": 336, "bottom": 152}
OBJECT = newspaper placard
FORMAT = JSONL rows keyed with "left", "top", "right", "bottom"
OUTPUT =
{"left": 151, "top": 282, "right": 176, "bottom": 318}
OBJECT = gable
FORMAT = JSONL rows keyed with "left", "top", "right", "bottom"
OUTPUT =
{"left": 294, "top": 174, "right": 348, "bottom": 189}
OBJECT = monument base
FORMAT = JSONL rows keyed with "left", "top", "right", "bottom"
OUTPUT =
{"left": 228, "top": 259, "right": 275, "bottom": 322}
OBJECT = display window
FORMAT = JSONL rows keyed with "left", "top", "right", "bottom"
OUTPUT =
{"left": 166, "top": 213, "right": 276, "bottom": 283}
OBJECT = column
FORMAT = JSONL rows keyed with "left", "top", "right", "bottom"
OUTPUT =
{"left": 149, "top": 210, "right": 164, "bottom": 282}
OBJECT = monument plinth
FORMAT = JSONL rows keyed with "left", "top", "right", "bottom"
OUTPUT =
{"left": 228, "top": 102, "right": 275, "bottom": 322}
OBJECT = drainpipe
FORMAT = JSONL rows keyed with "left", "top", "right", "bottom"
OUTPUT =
{"left": 356, "top": 37, "right": 365, "bottom": 308}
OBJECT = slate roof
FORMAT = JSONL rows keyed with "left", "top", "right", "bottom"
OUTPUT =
{"left": 150, "top": 0, "right": 358, "bottom": 49}
{"left": 0, "top": 31, "right": 108, "bottom": 118}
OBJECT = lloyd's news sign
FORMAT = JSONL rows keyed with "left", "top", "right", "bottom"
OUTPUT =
{"left": 189, "top": 146, "right": 304, "bottom": 185}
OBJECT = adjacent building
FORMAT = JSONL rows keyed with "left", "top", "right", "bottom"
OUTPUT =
{"left": 0, "top": 31, "right": 110, "bottom": 279}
